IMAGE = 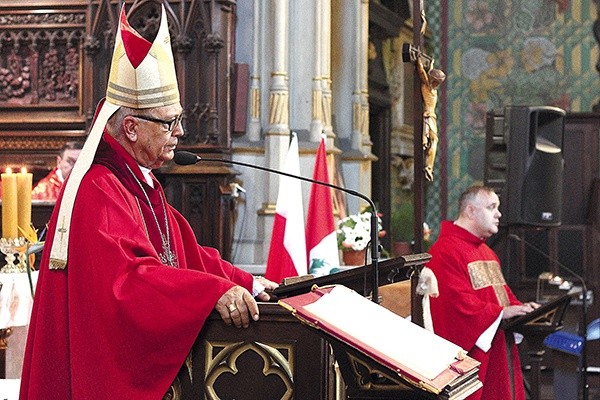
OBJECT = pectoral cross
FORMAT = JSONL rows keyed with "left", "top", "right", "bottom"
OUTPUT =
{"left": 159, "top": 246, "right": 178, "bottom": 268}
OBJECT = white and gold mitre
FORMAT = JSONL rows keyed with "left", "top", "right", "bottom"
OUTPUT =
{"left": 106, "top": 5, "right": 179, "bottom": 109}
{"left": 49, "top": 5, "right": 179, "bottom": 269}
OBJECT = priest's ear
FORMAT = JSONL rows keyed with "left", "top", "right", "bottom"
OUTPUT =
{"left": 121, "top": 115, "right": 139, "bottom": 142}
{"left": 463, "top": 203, "right": 479, "bottom": 220}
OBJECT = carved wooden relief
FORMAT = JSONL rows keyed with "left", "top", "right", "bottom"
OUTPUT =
{"left": 0, "top": 4, "right": 89, "bottom": 175}
{"left": 0, "top": 9, "right": 85, "bottom": 109}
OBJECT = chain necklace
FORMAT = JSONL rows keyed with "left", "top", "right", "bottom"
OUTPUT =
{"left": 126, "top": 164, "right": 178, "bottom": 267}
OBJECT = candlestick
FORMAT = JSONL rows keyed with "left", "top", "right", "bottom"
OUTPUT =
{"left": 17, "top": 167, "right": 32, "bottom": 234}
{"left": 1, "top": 168, "right": 18, "bottom": 239}
{"left": 0, "top": 237, "right": 27, "bottom": 273}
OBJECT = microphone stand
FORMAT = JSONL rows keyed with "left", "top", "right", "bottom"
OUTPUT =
{"left": 176, "top": 151, "right": 381, "bottom": 303}
{"left": 509, "top": 234, "right": 589, "bottom": 400}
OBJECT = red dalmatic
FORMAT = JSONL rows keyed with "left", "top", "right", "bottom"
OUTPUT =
{"left": 428, "top": 221, "right": 526, "bottom": 400}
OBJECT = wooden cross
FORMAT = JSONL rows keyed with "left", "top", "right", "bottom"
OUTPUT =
{"left": 397, "top": 0, "right": 441, "bottom": 328}
{"left": 401, "top": 0, "right": 436, "bottom": 255}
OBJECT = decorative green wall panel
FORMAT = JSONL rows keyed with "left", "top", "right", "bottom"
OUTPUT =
{"left": 425, "top": 0, "right": 598, "bottom": 237}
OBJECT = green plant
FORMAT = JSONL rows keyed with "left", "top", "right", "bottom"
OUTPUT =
{"left": 391, "top": 202, "right": 413, "bottom": 242}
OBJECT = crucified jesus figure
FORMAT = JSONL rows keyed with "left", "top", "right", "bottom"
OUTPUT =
{"left": 416, "top": 56, "right": 446, "bottom": 181}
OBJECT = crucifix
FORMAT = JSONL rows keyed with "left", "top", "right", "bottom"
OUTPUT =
{"left": 403, "top": 44, "right": 445, "bottom": 183}
{"left": 401, "top": 2, "right": 446, "bottom": 328}
{"left": 401, "top": 0, "right": 445, "bottom": 254}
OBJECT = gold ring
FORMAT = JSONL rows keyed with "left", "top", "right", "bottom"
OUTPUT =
{"left": 227, "top": 303, "right": 237, "bottom": 313}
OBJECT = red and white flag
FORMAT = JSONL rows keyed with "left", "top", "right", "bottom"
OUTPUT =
{"left": 305, "top": 137, "right": 340, "bottom": 276}
{"left": 265, "top": 134, "right": 307, "bottom": 283}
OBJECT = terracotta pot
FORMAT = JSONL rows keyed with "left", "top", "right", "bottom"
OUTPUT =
{"left": 342, "top": 249, "right": 367, "bottom": 266}
{"left": 393, "top": 241, "right": 413, "bottom": 257}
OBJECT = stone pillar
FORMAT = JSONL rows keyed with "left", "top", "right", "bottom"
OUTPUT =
{"left": 247, "top": 0, "right": 263, "bottom": 142}
{"left": 258, "top": 0, "right": 291, "bottom": 261}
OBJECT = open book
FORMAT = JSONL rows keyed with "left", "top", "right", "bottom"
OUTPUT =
{"left": 279, "top": 285, "right": 482, "bottom": 399}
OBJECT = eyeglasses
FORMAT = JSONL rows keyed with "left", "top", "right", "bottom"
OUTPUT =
{"left": 132, "top": 113, "right": 183, "bottom": 133}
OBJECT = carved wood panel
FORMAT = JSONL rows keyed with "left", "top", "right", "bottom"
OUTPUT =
{"left": 158, "top": 166, "right": 235, "bottom": 261}
{"left": 192, "top": 304, "right": 334, "bottom": 399}
{"left": 0, "top": 4, "right": 88, "bottom": 176}
{"left": 0, "top": 9, "right": 84, "bottom": 108}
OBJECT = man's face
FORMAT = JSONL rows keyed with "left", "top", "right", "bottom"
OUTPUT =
{"left": 470, "top": 191, "right": 502, "bottom": 239}
{"left": 132, "top": 103, "right": 184, "bottom": 169}
{"left": 57, "top": 148, "right": 81, "bottom": 180}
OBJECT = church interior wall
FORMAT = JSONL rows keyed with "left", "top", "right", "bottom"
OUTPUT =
{"left": 430, "top": 0, "right": 599, "bottom": 227}
{"left": 2, "top": 0, "right": 600, "bottom": 392}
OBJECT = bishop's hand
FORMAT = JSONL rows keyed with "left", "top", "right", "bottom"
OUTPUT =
{"left": 216, "top": 286, "right": 259, "bottom": 328}
{"left": 253, "top": 276, "right": 279, "bottom": 301}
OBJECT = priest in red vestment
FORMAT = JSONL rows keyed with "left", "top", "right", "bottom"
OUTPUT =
{"left": 31, "top": 141, "right": 83, "bottom": 201}
{"left": 20, "top": 6, "right": 276, "bottom": 400}
{"left": 427, "top": 186, "right": 539, "bottom": 400}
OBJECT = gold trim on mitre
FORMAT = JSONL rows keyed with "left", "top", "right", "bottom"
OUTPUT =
{"left": 49, "top": 5, "right": 179, "bottom": 269}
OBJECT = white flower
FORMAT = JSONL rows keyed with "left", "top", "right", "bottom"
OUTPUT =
{"left": 337, "top": 211, "right": 383, "bottom": 251}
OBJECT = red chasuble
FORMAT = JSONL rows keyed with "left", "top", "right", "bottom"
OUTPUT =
{"left": 20, "top": 134, "right": 253, "bottom": 399}
{"left": 427, "top": 221, "right": 525, "bottom": 400}
{"left": 31, "top": 167, "right": 62, "bottom": 201}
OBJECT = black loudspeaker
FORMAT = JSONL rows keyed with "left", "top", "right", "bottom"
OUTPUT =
{"left": 484, "top": 106, "right": 565, "bottom": 226}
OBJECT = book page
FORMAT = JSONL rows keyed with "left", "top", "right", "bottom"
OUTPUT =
{"left": 304, "top": 285, "right": 463, "bottom": 380}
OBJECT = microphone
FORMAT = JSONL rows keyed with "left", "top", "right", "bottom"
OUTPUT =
{"left": 174, "top": 150, "right": 382, "bottom": 303}
{"left": 508, "top": 233, "right": 590, "bottom": 400}
{"left": 173, "top": 151, "right": 201, "bottom": 165}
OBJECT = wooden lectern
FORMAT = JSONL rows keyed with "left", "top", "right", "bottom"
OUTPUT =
{"left": 169, "top": 255, "right": 430, "bottom": 400}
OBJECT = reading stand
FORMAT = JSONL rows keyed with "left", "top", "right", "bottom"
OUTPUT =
{"left": 273, "top": 254, "right": 430, "bottom": 326}
{"left": 273, "top": 254, "right": 430, "bottom": 298}
{"left": 177, "top": 254, "right": 434, "bottom": 399}
{"left": 502, "top": 293, "right": 573, "bottom": 334}
{"left": 279, "top": 285, "right": 483, "bottom": 400}
{"left": 328, "top": 338, "right": 480, "bottom": 400}
{"left": 502, "top": 293, "right": 574, "bottom": 400}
